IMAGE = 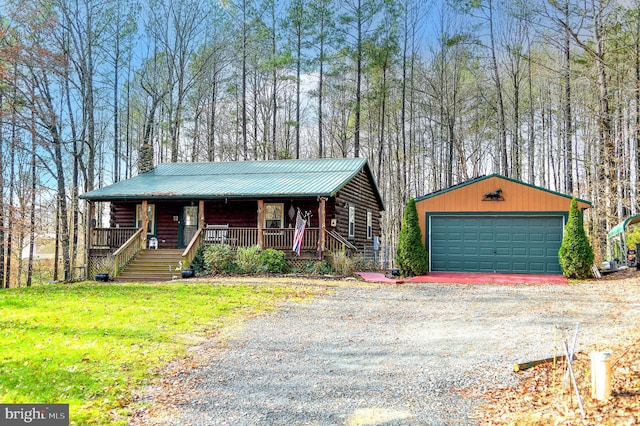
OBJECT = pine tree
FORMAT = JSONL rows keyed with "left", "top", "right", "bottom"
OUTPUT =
{"left": 558, "top": 198, "right": 594, "bottom": 279}
{"left": 396, "top": 198, "right": 428, "bottom": 276}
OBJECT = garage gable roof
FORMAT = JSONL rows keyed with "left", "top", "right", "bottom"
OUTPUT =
{"left": 415, "top": 174, "right": 591, "bottom": 207}
{"left": 80, "top": 158, "right": 384, "bottom": 209}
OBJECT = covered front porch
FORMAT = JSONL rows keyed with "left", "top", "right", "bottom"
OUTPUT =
{"left": 86, "top": 198, "right": 354, "bottom": 279}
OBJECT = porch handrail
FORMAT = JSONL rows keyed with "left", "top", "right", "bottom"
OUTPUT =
{"left": 182, "top": 227, "right": 204, "bottom": 269}
{"left": 112, "top": 227, "right": 145, "bottom": 278}
{"left": 326, "top": 230, "right": 358, "bottom": 253}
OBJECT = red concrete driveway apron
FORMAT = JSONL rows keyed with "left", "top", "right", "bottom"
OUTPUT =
{"left": 355, "top": 271, "right": 568, "bottom": 285}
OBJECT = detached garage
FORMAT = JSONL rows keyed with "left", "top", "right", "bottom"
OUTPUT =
{"left": 415, "top": 174, "right": 590, "bottom": 274}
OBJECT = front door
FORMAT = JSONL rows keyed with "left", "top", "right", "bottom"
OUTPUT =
{"left": 180, "top": 206, "right": 198, "bottom": 248}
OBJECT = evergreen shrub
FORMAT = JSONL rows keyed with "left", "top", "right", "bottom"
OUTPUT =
{"left": 313, "top": 260, "right": 334, "bottom": 275}
{"left": 236, "top": 245, "right": 262, "bottom": 273}
{"left": 558, "top": 197, "right": 594, "bottom": 279}
{"left": 190, "top": 245, "right": 207, "bottom": 274}
{"left": 203, "top": 244, "right": 234, "bottom": 274}
{"left": 259, "top": 248, "right": 288, "bottom": 273}
{"left": 396, "top": 198, "right": 428, "bottom": 276}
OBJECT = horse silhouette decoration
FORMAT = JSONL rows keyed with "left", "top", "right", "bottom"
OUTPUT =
{"left": 483, "top": 188, "right": 504, "bottom": 201}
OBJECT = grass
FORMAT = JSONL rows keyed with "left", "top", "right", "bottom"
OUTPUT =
{"left": 0, "top": 281, "right": 312, "bottom": 425}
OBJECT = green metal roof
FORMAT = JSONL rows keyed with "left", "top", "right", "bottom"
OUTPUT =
{"left": 80, "top": 158, "right": 384, "bottom": 208}
{"left": 415, "top": 173, "right": 592, "bottom": 206}
{"left": 608, "top": 214, "right": 640, "bottom": 239}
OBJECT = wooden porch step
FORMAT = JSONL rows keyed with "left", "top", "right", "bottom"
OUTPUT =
{"left": 115, "top": 249, "right": 183, "bottom": 282}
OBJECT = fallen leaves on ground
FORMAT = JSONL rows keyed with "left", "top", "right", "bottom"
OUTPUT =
{"left": 478, "top": 270, "right": 640, "bottom": 425}
{"left": 478, "top": 335, "right": 640, "bottom": 425}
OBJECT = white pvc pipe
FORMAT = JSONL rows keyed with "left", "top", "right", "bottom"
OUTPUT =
{"left": 590, "top": 351, "right": 612, "bottom": 400}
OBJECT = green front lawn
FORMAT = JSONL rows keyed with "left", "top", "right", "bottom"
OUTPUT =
{"left": 0, "top": 282, "right": 313, "bottom": 425}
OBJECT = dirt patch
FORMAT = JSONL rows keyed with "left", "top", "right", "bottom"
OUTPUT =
{"left": 597, "top": 266, "right": 640, "bottom": 281}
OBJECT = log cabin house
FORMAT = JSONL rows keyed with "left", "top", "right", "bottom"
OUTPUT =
{"left": 80, "top": 157, "right": 384, "bottom": 280}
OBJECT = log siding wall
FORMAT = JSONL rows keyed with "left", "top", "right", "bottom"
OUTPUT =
{"left": 333, "top": 169, "right": 383, "bottom": 250}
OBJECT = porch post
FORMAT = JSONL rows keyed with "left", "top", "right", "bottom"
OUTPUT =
{"left": 86, "top": 201, "right": 95, "bottom": 249}
{"left": 141, "top": 199, "right": 149, "bottom": 246}
{"left": 85, "top": 200, "right": 95, "bottom": 278}
{"left": 318, "top": 197, "right": 326, "bottom": 259}
{"left": 199, "top": 200, "right": 205, "bottom": 229}
{"left": 257, "top": 199, "right": 264, "bottom": 249}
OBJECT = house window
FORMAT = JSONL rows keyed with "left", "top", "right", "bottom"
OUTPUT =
{"left": 366, "top": 210, "right": 373, "bottom": 240}
{"left": 348, "top": 204, "right": 356, "bottom": 238}
{"left": 135, "top": 204, "right": 156, "bottom": 235}
{"left": 264, "top": 203, "right": 284, "bottom": 229}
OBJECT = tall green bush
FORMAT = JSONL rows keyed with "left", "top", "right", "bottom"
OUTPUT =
{"left": 236, "top": 245, "right": 262, "bottom": 273}
{"left": 190, "top": 245, "right": 207, "bottom": 273}
{"left": 259, "top": 248, "right": 288, "bottom": 273}
{"left": 203, "top": 244, "right": 234, "bottom": 274}
{"left": 558, "top": 197, "right": 594, "bottom": 279}
{"left": 396, "top": 198, "right": 428, "bottom": 276}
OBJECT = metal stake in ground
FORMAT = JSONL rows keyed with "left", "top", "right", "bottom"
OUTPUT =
{"left": 563, "top": 339, "right": 585, "bottom": 418}
{"left": 564, "top": 323, "right": 581, "bottom": 389}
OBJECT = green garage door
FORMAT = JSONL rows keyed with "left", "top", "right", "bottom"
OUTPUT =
{"left": 430, "top": 216, "right": 564, "bottom": 274}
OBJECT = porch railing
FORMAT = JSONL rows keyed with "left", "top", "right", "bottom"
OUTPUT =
{"left": 262, "top": 228, "right": 319, "bottom": 250}
{"left": 181, "top": 227, "right": 204, "bottom": 270}
{"left": 201, "top": 227, "right": 321, "bottom": 250}
{"left": 112, "top": 228, "right": 146, "bottom": 278}
{"left": 109, "top": 226, "right": 349, "bottom": 275}
{"left": 92, "top": 227, "right": 138, "bottom": 249}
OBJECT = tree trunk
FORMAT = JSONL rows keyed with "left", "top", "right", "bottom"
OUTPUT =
{"left": 27, "top": 121, "right": 36, "bottom": 287}
{"left": 241, "top": 1, "right": 249, "bottom": 160}
{"left": 594, "top": 7, "right": 616, "bottom": 234}
{"left": 527, "top": 30, "right": 535, "bottom": 184}
{"left": 0, "top": 91, "right": 5, "bottom": 288}
{"left": 53, "top": 199, "right": 60, "bottom": 282}
{"left": 488, "top": 0, "right": 508, "bottom": 176}
{"left": 271, "top": 3, "right": 278, "bottom": 160}
{"left": 208, "top": 79, "right": 217, "bottom": 161}
{"left": 563, "top": 1, "right": 574, "bottom": 193}
{"left": 354, "top": 0, "right": 362, "bottom": 158}
{"left": 376, "top": 59, "right": 388, "bottom": 180}
{"left": 636, "top": 10, "right": 640, "bottom": 211}
{"left": 6, "top": 103, "right": 16, "bottom": 288}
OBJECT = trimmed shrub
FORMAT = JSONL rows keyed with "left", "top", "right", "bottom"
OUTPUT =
{"left": 396, "top": 198, "right": 428, "bottom": 276}
{"left": 558, "top": 197, "right": 594, "bottom": 279}
{"left": 314, "top": 260, "right": 334, "bottom": 275}
{"left": 236, "top": 245, "right": 262, "bottom": 273}
{"left": 259, "top": 248, "right": 288, "bottom": 273}
{"left": 203, "top": 244, "right": 234, "bottom": 274}
{"left": 190, "top": 245, "right": 207, "bottom": 274}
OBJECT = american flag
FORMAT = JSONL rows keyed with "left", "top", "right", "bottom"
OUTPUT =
{"left": 292, "top": 210, "right": 306, "bottom": 256}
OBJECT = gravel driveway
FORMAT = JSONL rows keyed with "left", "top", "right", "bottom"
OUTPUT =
{"left": 132, "top": 280, "right": 640, "bottom": 425}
